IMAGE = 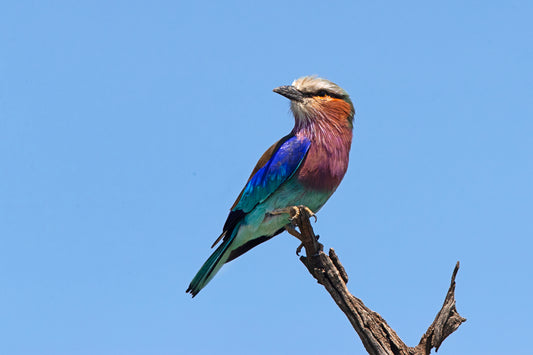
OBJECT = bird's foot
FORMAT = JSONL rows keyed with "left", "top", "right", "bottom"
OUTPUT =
{"left": 267, "top": 206, "right": 298, "bottom": 219}
{"left": 291, "top": 205, "right": 317, "bottom": 223}
{"left": 294, "top": 235, "right": 322, "bottom": 256}
{"left": 271, "top": 206, "right": 319, "bottom": 255}
{"left": 283, "top": 224, "right": 305, "bottom": 255}
{"left": 268, "top": 205, "right": 317, "bottom": 223}
{"left": 284, "top": 224, "right": 320, "bottom": 256}
{"left": 296, "top": 243, "right": 304, "bottom": 256}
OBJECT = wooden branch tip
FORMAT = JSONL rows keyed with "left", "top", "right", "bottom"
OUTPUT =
{"left": 451, "top": 261, "right": 460, "bottom": 283}
{"left": 287, "top": 205, "right": 465, "bottom": 355}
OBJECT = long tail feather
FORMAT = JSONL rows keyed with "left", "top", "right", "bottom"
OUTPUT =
{"left": 186, "top": 233, "right": 235, "bottom": 297}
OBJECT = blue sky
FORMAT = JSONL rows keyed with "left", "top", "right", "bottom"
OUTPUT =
{"left": 1, "top": 1, "right": 532, "bottom": 354}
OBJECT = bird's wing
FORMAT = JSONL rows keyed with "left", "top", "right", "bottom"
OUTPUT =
{"left": 211, "top": 133, "right": 311, "bottom": 248}
{"left": 233, "top": 133, "right": 311, "bottom": 212}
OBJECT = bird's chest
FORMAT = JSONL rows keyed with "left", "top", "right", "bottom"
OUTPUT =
{"left": 296, "top": 139, "right": 350, "bottom": 192}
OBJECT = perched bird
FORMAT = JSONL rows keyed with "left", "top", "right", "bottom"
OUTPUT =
{"left": 186, "top": 76, "right": 354, "bottom": 297}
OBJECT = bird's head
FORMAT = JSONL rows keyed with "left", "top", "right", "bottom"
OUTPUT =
{"left": 273, "top": 76, "right": 354, "bottom": 130}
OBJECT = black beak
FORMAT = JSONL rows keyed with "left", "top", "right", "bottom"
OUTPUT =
{"left": 273, "top": 85, "right": 304, "bottom": 102}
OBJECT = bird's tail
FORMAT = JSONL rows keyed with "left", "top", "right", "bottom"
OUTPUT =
{"left": 186, "top": 232, "right": 235, "bottom": 297}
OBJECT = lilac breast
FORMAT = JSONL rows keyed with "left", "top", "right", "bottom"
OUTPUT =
{"left": 297, "top": 133, "right": 352, "bottom": 192}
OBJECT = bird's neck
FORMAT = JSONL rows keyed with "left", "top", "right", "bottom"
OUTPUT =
{"left": 292, "top": 100, "right": 353, "bottom": 146}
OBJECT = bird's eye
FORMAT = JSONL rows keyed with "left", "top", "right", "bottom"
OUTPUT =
{"left": 316, "top": 90, "right": 329, "bottom": 97}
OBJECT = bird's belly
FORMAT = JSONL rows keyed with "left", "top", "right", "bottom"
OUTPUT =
{"left": 234, "top": 180, "right": 332, "bottom": 246}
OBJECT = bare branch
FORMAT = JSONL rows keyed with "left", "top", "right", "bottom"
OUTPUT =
{"left": 284, "top": 206, "right": 466, "bottom": 355}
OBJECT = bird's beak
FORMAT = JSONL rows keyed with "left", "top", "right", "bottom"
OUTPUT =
{"left": 273, "top": 85, "right": 304, "bottom": 102}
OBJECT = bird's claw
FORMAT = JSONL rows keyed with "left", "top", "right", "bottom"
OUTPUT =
{"left": 283, "top": 224, "right": 305, "bottom": 255}
{"left": 271, "top": 206, "right": 317, "bottom": 256}
{"left": 294, "top": 236, "right": 320, "bottom": 256}
{"left": 284, "top": 224, "right": 301, "bottom": 238}
{"left": 289, "top": 205, "right": 317, "bottom": 223}
{"left": 267, "top": 207, "right": 294, "bottom": 218}
{"left": 268, "top": 205, "right": 316, "bottom": 223}
{"left": 304, "top": 206, "right": 317, "bottom": 222}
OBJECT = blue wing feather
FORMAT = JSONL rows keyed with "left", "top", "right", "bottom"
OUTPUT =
{"left": 234, "top": 135, "right": 311, "bottom": 212}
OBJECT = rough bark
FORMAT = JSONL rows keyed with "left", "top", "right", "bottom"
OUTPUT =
{"left": 285, "top": 206, "right": 466, "bottom": 355}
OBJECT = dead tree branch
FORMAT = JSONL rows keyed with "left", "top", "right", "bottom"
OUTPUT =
{"left": 285, "top": 206, "right": 466, "bottom": 355}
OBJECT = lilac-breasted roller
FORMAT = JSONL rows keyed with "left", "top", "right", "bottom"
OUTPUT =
{"left": 186, "top": 76, "right": 354, "bottom": 297}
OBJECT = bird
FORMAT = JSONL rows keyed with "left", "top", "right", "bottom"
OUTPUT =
{"left": 186, "top": 76, "right": 355, "bottom": 297}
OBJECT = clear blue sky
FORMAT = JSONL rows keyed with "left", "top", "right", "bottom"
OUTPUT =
{"left": 1, "top": 1, "right": 532, "bottom": 354}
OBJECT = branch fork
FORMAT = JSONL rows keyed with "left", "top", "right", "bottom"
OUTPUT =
{"left": 278, "top": 205, "right": 466, "bottom": 355}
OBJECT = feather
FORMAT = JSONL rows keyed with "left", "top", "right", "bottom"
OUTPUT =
{"left": 210, "top": 134, "right": 311, "bottom": 249}
{"left": 234, "top": 134, "right": 311, "bottom": 212}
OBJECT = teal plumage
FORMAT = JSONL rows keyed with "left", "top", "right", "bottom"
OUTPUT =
{"left": 187, "top": 76, "right": 355, "bottom": 297}
{"left": 235, "top": 134, "right": 311, "bottom": 212}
